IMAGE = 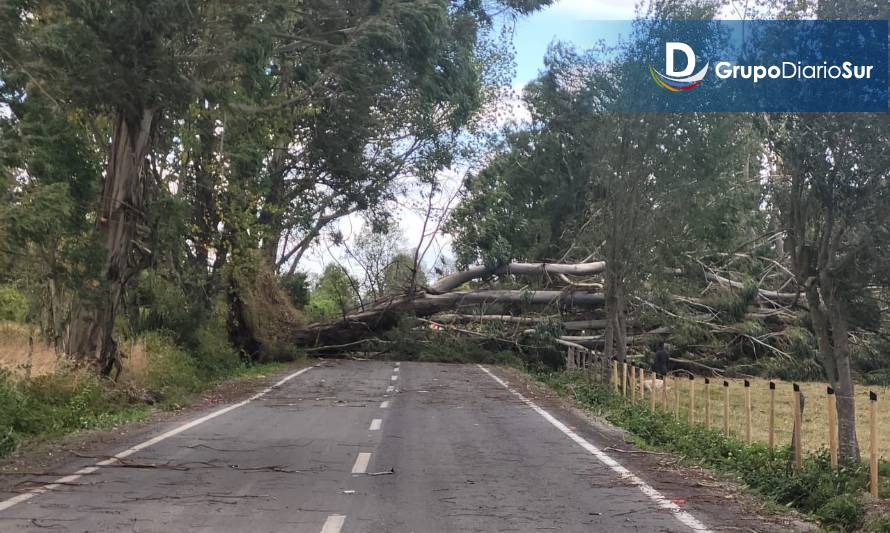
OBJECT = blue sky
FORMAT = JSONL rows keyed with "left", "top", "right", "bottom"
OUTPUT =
{"left": 510, "top": 0, "right": 639, "bottom": 85}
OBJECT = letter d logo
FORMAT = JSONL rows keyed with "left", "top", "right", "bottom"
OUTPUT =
{"left": 666, "top": 42, "right": 696, "bottom": 77}
{"left": 649, "top": 42, "right": 708, "bottom": 92}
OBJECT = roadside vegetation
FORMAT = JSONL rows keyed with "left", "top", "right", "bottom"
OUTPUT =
{"left": 537, "top": 371, "right": 889, "bottom": 532}
{"left": 0, "top": 289, "right": 289, "bottom": 458}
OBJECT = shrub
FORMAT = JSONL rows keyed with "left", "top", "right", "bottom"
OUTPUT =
{"left": 138, "top": 332, "right": 201, "bottom": 406}
{"left": 817, "top": 494, "right": 865, "bottom": 532}
{"left": 0, "top": 284, "right": 28, "bottom": 322}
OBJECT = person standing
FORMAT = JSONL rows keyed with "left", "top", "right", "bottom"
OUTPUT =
{"left": 654, "top": 342, "right": 669, "bottom": 376}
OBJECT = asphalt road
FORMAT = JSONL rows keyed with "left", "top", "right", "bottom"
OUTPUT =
{"left": 0, "top": 360, "right": 787, "bottom": 532}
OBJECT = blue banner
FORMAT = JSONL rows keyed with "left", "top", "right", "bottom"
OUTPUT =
{"left": 596, "top": 20, "right": 888, "bottom": 112}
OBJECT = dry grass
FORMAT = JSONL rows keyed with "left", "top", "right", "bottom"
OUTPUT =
{"left": 0, "top": 321, "right": 151, "bottom": 378}
{"left": 0, "top": 321, "right": 58, "bottom": 377}
{"left": 632, "top": 372, "right": 889, "bottom": 460}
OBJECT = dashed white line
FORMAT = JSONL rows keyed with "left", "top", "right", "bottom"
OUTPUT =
{"left": 320, "top": 514, "right": 346, "bottom": 533}
{"left": 391, "top": 375, "right": 398, "bottom": 381}
{"left": 386, "top": 385, "right": 395, "bottom": 393}
{"left": 477, "top": 365, "right": 712, "bottom": 533}
{"left": 395, "top": 362, "right": 400, "bottom": 366}
{"left": 380, "top": 400, "right": 390, "bottom": 408}
{"left": 369, "top": 418, "right": 382, "bottom": 431}
{"left": 352, "top": 452, "right": 371, "bottom": 474}
{"left": 0, "top": 365, "right": 316, "bottom": 513}
{"left": 393, "top": 367, "right": 400, "bottom": 373}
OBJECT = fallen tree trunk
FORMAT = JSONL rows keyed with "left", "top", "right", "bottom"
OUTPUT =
{"left": 703, "top": 272, "right": 805, "bottom": 307}
{"left": 290, "top": 289, "right": 604, "bottom": 350}
{"left": 431, "top": 261, "right": 605, "bottom": 293}
{"left": 433, "top": 314, "right": 555, "bottom": 325}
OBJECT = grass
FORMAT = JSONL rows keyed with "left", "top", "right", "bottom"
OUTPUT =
{"left": 0, "top": 321, "right": 58, "bottom": 378}
{"left": 0, "top": 328, "right": 293, "bottom": 458}
{"left": 536, "top": 369, "right": 889, "bottom": 532}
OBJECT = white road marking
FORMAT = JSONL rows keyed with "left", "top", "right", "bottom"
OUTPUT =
{"left": 380, "top": 401, "right": 390, "bottom": 408}
{"left": 477, "top": 365, "right": 713, "bottom": 533}
{"left": 352, "top": 452, "right": 371, "bottom": 474}
{"left": 395, "top": 362, "right": 400, "bottom": 366}
{"left": 386, "top": 385, "right": 395, "bottom": 393}
{"left": 391, "top": 375, "right": 398, "bottom": 381}
{"left": 0, "top": 365, "right": 316, "bottom": 513}
{"left": 369, "top": 418, "right": 382, "bottom": 431}
{"left": 393, "top": 367, "right": 400, "bottom": 373}
{"left": 320, "top": 514, "right": 346, "bottom": 533}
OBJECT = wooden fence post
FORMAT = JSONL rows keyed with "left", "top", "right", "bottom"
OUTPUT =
{"left": 745, "top": 379, "right": 752, "bottom": 444}
{"left": 792, "top": 383, "right": 802, "bottom": 471}
{"left": 688, "top": 375, "right": 695, "bottom": 426}
{"left": 661, "top": 374, "right": 668, "bottom": 409}
{"left": 723, "top": 380, "right": 730, "bottom": 435}
{"left": 870, "top": 391, "right": 879, "bottom": 498}
{"left": 650, "top": 371, "right": 656, "bottom": 411}
{"left": 639, "top": 366, "right": 645, "bottom": 401}
{"left": 630, "top": 365, "right": 637, "bottom": 401}
{"left": 827, "top": 386, "right": 838, "bottom": 470}
{"left": 612, "top": 359, "right": 619, "bottom": 392}
{"left": 674, "top": 375, "right": 680, "bottom": 420}
{"left": 704, "top": 378, "right": 711, "bottom": 429}
{"left": 622, "top": 362, "right": 628, "bottom": 398}
{"left": 768, "top": 381, "right": 776, "bottom": 450}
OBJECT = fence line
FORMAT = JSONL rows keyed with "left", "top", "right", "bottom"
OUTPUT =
{"left": 562, "top": 346, "right": 884, "bottom": 497}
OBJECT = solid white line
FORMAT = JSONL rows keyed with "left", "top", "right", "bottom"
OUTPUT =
{"left": 369, "top": 418, "right": 382, "bottom": 431}
{"left": 0, "top": 365, "right": 316, "bottom": 513}
{"left": 320, "top": 514, "right": 346, "bottom": 533}
{"left": 352, "top": 452, "right": 371, "bottom": 474}
{"left": 386, "top": 385, "right": 394, "bottom": 393}
{"left": 391, "top": 375, "right": 398, "bottom": 381}
{"left": 476, "top": 365, "right": 713, "bottom": 533}
{"left": 380, "top": 401, "right": 390, "bottom": 408}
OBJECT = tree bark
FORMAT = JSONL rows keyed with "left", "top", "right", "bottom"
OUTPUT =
{"left": 68, "top": 108, "right": 154, "bottom": 374}
{"left": 430, "top": 261, "right": 605, "bottom": 293}
{"left": 289, "top": 289, "right": 604, "bottom": 351}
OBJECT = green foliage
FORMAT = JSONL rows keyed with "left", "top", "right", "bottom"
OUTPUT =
{"left": 0, "top": 285, "right": 28, "bottom": 322}
{"left": 537, "top": 371, "right": 875, "bottom": 531}
{"left": 138, "top": 332, "right": 202, "bottom": 407}
{"left": 305, "top": 264, "right": 358, "bottom": 322}
{"left": 816, "top": 495, "right": 865, "bottom": 532}
{"left": 0, "top": 368, "right": 147, "bottom": 457}
{"left": 279, "top": 272, "right": 310, "bottom": 309}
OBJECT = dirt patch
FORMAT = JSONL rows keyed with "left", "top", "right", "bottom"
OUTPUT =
{"left": 0, "top": 359, "right": 314, "bottom": 494}
{"left": 496, "top": 366, "right": 820, "bottom": 532}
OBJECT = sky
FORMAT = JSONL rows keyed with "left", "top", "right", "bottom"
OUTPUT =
{"left": 299, "top": 0, "right": 642, "bottom": 279}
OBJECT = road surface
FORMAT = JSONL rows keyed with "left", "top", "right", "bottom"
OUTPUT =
{"left": 0, "top": 360, "right": 795, "bottom": 532}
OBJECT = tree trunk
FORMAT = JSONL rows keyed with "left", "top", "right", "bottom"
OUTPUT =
{"left": 823, "top": 278, "right": 860, "bottom": 463}
{"left": 289, "top": 289, "right": 604, "bottom": 351}
{"left": 68, "top": 109, "right": 154, "bottom": 374}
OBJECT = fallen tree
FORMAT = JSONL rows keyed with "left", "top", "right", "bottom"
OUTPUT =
{"left": 290, "top": 288, "right": 604, "bottom": 348}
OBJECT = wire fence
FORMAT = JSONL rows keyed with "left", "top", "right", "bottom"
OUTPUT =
{"left": 563, "top": 345, "right": 885, "bottom": 497}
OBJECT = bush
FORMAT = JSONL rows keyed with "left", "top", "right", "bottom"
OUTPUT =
{"left": 0, "top": 368, "right": 146, "bottom": 457}
{"left": 817, "top": 494, "right": 865, "bottom": 532}
{"left": 138, "top": 332, "right": 202, "bottom": 406}
{"left": 0, "top": 284, "right": 28, "bottom": 322}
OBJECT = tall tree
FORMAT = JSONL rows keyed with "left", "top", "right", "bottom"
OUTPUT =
{"left": 762, "top": 0, "right": 890, "bottom": 464}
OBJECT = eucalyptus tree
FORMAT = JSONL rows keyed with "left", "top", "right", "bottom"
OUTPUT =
{"left": 449, "top": 21, "right": 763, "bottom": 360}
{"left": 758, "top": 0, "right": 890, "bottom": 463}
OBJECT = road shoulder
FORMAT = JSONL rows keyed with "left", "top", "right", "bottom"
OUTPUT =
{"left": 491, "top": 365, "right": 819, "bottom": 533}
{"left": 0, "top": 359, "right": 315, "bottom": 495}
